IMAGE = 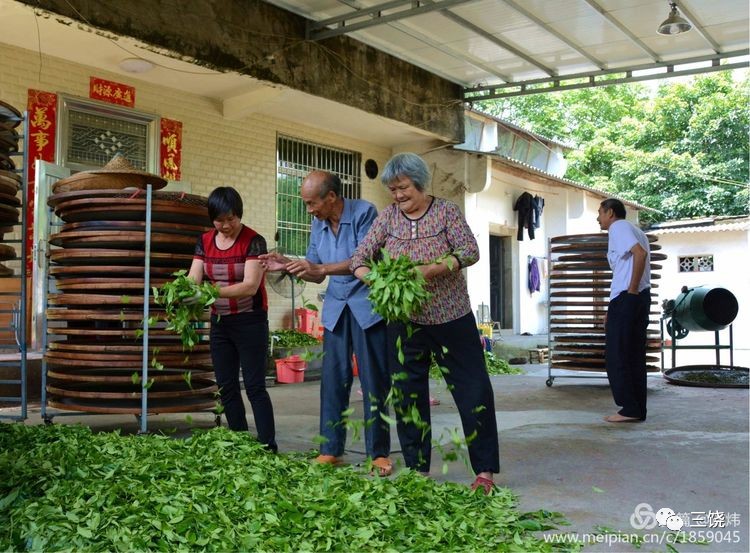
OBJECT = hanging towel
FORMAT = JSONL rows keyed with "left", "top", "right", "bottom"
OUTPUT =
{"left": 528, "top": 257, "right": 540, "bottom": 294}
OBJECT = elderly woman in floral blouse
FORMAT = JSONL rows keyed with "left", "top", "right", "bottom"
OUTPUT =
{"left": 351, "top": 152, "right": 499, "bottom": 493}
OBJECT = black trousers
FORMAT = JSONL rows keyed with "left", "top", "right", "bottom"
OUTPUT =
{"left": 388, "top": 312, "right": 500, "bottom": 474}
{"left": 605, "top": 289, "right": 651, "bottom": 420}
{"left": 210, "top": 312, "right": 277, "bottom": 451}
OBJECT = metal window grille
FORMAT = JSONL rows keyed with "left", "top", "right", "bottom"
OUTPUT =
{"left": 678, "top": 255, "right": 714, "bottom": 272}
{"left": 276, "top": 135, "right": 361, "bottom": 256}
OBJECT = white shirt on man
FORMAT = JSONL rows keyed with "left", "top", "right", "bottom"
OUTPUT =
{"left": 607, "top": 219, "right": 651, "bottom": 299}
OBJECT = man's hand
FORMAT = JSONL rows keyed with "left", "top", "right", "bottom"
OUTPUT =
{"left": 258, "top": 252, "right": 291, "bottom": 272}
{"left": 286, "top": 259, "right": 324, "bottom": 281}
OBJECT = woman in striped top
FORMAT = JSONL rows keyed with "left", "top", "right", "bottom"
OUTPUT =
{"left": 188, "top": 186, "right": 277, "bottom": 452}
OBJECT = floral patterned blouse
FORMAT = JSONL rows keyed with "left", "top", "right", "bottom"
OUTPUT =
{"left": 351, "top": 197, "right": 479, "bottom": 325}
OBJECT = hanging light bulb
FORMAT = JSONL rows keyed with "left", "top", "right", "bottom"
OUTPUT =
{"left": 657, "top": 2, "right": 692, "bottom": 35}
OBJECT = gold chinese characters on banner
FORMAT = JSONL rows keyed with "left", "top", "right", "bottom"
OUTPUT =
{"left": 160, "top": 118, "right": 182, "bottom": 181}
{"left": 26, "top": 89, "right": 57, "bottom": 272}
{"left": 89, "top": 77, "right": 135, "bottom": 108}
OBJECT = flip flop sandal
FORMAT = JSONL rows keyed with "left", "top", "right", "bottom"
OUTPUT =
{"left": 314, "top": 454, "right": 343, "bottom": 466}
{"left": 371, "top": 457, "right": 393, "bottom": 477}
{"left": 470, "top": 475, "right": 495, "bottom": 495}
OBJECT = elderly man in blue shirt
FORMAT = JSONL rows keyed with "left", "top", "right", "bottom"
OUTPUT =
{"left": 260, "top": 171, "right": 392, "bottom": 476}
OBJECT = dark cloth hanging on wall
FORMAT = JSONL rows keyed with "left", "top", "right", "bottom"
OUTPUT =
{"left": 513, "top": 191, "right": 535, "bottom": 240}
{"left": 527, "top": 257, "right": 540, "bottom": 294}
{"left": 532, "top": 195, "right": 545, "bottom": 229}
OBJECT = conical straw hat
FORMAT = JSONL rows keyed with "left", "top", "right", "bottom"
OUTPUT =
{"left": 52, "top": 153, "right": 168, "bottom": 194}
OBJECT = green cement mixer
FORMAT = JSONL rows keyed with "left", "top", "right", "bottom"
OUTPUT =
{"left": 663, "top": 286, "right": 739, "bottom": 338}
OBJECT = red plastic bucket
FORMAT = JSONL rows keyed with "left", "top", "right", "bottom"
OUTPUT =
{"left": 275, "top": 355, "right": 306, "bottom": 384}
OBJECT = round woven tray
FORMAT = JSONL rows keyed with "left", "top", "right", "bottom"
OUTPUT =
{"left": 47, "top": 368, "right": 214, "bottom": 383}
{"left": 49, "top": 248, "right": 193, "bottom": 267}
{"left": 53, "top": 277, "right": 170, "bottom": 292}
{"left": 61, "top": 219, "right": 209, "bottom": 237}
{"left": 49, "top": 340, "right": 209, "bottom": 354}
{"left": 55, "top": 201, "right": 209, "bottom": 225}
{"left": 0, "top": 203, "right": 19, "bottom": 224}
{"left": 47, "top": 381, "right": 217, "bottom": 400}
{"left": 49, "top": 230, "right": 196, "bottom": 253}
{"left": 0, "top": 152, "right": 15, "bottom": 171}
{"left": 0, "top": 192, "right": 21, "bottom": 207}
{"left": 0, "top": 101, "right": 22, "bottom": 128}
{"left": 48, "top": 327, "right": 209, "bottom": 338}
{"left": 0, "top": 243, "right": 15, "bottom": 261}
{"left": 0, "top": 176, "right": 20, "bottom": 196}
{"left": 48, "top": 189, "right": 208, "bottom": 207}
{"left": 46, "top": 396, "right": 218, "bottom": 415}
{"left": 45, "top": 350, "right": 211, "bottom": 366}
{"left": 49, "top": 264, "right": 185, "bottom": 278}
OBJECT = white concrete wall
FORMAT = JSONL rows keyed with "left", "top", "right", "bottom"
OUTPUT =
{"left": 651, "top": 230, "right": 750, "bottom": 368}
{"left": 0, "top": 42, "right": 395, "bottom": 330}
{"left": 460, "top": 163, "right": 607, "bottom": 335}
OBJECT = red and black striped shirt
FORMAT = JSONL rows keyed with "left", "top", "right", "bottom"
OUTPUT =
{"left": 194, "top": 225, "right": 268, "bottom": 317}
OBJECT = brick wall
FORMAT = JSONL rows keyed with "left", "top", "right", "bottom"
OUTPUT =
{"left": 0, "top": 43, "right": 393, "bottom": 329}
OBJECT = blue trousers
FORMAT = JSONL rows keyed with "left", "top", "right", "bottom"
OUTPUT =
{"left": 210, "top": 313, "right": 277, "bottom": 451}
{"left": 388, "top": 312, "right": 500, "bottom": 474}
{"left": 319, "top": 306, "right": 390, "bottom": 459}
{"left": 605, "top": 289, "right": 651, "bottom": 420}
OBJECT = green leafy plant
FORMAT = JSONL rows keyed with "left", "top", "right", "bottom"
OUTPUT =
{"left": 300, "top": 295, "right": 319, "bottom": 312}
{"left": 268, "top": 329, "right": 321, "bottom": 349}
{"left": 365, "top": 249, "right": 431, "bottom": 323}
{"left": 0, "top": 424, "right": 576, "bottom": 552}
{"left": 152, "top": 270, "right": 220, "bottom": 350}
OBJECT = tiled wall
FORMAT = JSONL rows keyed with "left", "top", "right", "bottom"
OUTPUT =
{"left": 0, "top": 43, "right": 393, "bottom": 329}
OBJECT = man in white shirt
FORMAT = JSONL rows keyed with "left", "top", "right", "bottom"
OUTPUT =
{"left": 597, "top": 199, "right": 651, "bottom": 423}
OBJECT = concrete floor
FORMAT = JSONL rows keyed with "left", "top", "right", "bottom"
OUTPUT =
{"left": 4, "top": 364, "right": 748, "bottom": 553}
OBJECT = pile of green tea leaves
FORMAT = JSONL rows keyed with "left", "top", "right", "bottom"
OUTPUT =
{"left": 152, "top": 270, "right": 220, "bottom": 350}
{"left": 365, "top": 249, "right": 431, "bottom": 323}
{"left": 0, "top": 424, "right": 577, "bottom": 552}
{"left": 269, "top": 329, "right": 321, "bottom": 349}
{"left": 485, "top": 351, "right": 524, "bottom": 376}
{"left": 430, "top": 351, "right": 523, "bottom": 379}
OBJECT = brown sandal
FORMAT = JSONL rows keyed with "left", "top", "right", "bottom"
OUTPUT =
{"left": 371, "top": 457, "right": 393, "bottom": 477}
{"left": 470, "top": 475, "right": 495, "bottom": 495}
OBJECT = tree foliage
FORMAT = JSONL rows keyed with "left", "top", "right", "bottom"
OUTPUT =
{"left": 477, "top": 71, "right": 749, "bottom": 223}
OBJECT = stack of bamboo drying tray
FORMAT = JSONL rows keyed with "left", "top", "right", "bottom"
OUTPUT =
{"left": 0, "top": 100, "right": 22, "bottom": 279}
{"left": 44, "top": 154, "right": 217, "bottom": 414}
{"left": 547, "top": 232, "right": 665, "bottom": 382}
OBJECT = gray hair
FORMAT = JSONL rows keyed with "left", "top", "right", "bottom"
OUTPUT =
{"left": 381, "top": 152, "right": 430, "bottom": 191}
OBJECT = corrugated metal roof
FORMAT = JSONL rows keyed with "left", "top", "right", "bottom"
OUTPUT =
{"left": 648, "top": 216, "right": 750, "bottom": 234}
{"left": 460, "top": 147, "right": 657, "bottom": 212}
{"left": 266, "top": 0, "right": 749, "bottom": 96}
{"left": 467, "top": 107, "right": 576, "bottom": 149}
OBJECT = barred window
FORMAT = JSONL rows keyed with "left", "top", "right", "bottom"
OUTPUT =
{"left": 275, "top": 135, "right": 361, "bottom": 256}
{"left": 678, "top": 255, "right": 714, "bottom": 272}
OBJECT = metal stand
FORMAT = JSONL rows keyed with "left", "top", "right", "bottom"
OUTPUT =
{"left": 660, "top": 320, "right": 734, "bottom": 371}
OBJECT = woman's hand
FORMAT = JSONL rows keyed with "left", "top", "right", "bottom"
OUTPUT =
{"left": 354, "top": 266, "right": 371, "bottom": 282}
{"left": 416, "top": 255, "right": 459, "bottom": 280}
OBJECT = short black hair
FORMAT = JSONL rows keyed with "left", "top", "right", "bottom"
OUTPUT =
{"left": 600, "top": 198, "right": 626, "bottom": 219}
{"left": 208, "top": 186, "right": 243, "bottom": 221}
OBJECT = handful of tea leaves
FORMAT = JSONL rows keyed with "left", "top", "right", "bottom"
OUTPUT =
{"left": 365, "top": 250, "right": 430, "bottom": 323}
{"left": 153, "top": 270, "right": 220, "bottom": 349}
